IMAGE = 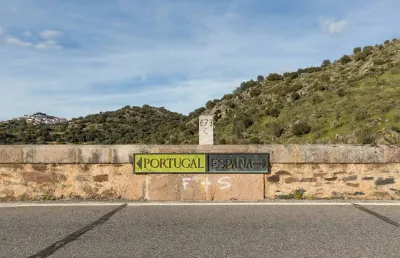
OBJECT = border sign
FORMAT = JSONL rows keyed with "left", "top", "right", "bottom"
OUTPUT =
{"left": 134, "top": 154, "right": 207, "bottom": 174}
{"left": 208, "top": 154, "right": 269, "bottom": 173}
{"left": 133, "top": 153, "right": 270, "bottom": 174}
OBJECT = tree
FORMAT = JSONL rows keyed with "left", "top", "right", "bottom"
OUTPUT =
{"left": 340, "top": 55, "right": 351, "bottom": 64}
{"left": 321, "top": 59, "right": 331, "bottom": 67}
{"left": 257, "top": 75, "right": 264, "bottom": 82}
{"left": 353, "top": 47, "right": 362, "bottom": 54}
{"left": 267, "top": 73, "right": 283, "bottom": 81}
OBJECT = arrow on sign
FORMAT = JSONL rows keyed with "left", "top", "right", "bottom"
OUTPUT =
{"left": 252, "top": 159, "right": 267, "bottom": 168}
{"left": 136, "top": 157, "right": 142, "bottom": 169}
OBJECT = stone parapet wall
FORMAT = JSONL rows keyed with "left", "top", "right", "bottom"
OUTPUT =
{"left": 1, "top": 145, "right": 399, "bottom": 201}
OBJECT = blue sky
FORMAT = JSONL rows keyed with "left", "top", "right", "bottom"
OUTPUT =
{"left": 0, "top": 0, "right": 399, "bottom": 120}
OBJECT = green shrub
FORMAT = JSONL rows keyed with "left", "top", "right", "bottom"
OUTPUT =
{"left": 320, "top": 73, "right": 330, "bottom": 82}
{"left": 321, "top": 59, "right": 331, "bottom": 67}
{"left": 373, "top": 58, "right": 385, "bottom": 65}
{"left": 355, "top": 110, "right": 368, "bottom": 121}
{"left": 312, "top": 95, "right": 323, "bottom": 104}
{"left": 257, "top": 75, "right": 264, "bottom": 82}
{"left": 250, "top": 88, "right": 262, "bottom": 97}
{"left": 336, "top": 88, "right": 346, "bottom": 97}
{"left": 389, "top": 67, "right": 400, "bottom": 75}
{"left": 222, "top": 94, "right": 233, "bottom": 100}
{"left": 292, "top": 121, "right": 311, "bottom": 136}
{"left": 268, "top": 122, "right": 284, "bottom": 137}
{"left": 291, "top": 92, "right": 300, "bottom": 101}
{"left": 354, "top": 52, "right": 367, "bottom": 62}
{"left": 356, "top": 129, "right": 375, "bottom": 144}
{"left": 384, "top": 40, "right": 390, "bottom": 45}
{"left": 226, "top": 100, "right": 236, "bottom": 109}
{"left": 363, "top": 46, "right": 374, "bottom": 55}
{"left": 206, "top": 100, "right": 216, "bottom": 110}
{"left": 340, "top": 55, "right": 351, "bottom": 64}
{"left": 293, "top": 189, "right": 305, "bottom": 199}
{"left": 267, "top": 73, "right": 283, "bottom": 81}
{"left": 353, "top": 47, "right": 362, "bottom": 54}
{"left": 265, "top": 107, "right": 280, "bottom": 118}
{"left": 249, "top": 137, "right": 261, "bottom": 144}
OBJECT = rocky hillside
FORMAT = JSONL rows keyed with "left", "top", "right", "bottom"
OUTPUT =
{"left": 1, "top": 38, "right": 400, "bottom": 145}
{"left": 0, "top": 105, "right": 186, "bottom": 144}
{"left": 181, "top": 38, "right": 400, "bottom": 145}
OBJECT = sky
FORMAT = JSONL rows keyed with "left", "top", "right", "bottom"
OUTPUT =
{"left": 0, "top": 0, "right": 399, "bottom": 120}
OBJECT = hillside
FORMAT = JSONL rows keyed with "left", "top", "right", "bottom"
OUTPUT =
{"left": 0, "top": 105, "right": 186, "bottom": 144}
{"left": 1, "top": 38, "right": 400, "bottom": 145}
{"left": 190, "top": 38, "right": 400, "bottom": 145}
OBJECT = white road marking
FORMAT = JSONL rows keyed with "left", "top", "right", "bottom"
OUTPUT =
{"left": 1, "top": 202, "right": 400, "bottom": 208}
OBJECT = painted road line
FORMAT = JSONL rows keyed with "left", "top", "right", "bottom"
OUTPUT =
{"left": 1, "top": 202, "right": 400, "bottom": 208}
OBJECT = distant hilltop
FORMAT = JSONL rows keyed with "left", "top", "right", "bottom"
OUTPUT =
{"left": 14, "top": 112, "right": 68, "bottom": 125}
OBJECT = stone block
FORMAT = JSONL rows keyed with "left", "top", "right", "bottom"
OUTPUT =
{"left": 384, "top": 147, "right": 400, "bottom": 163}
{"left": 0, "top": 146, "right": 23, "bottom": 163}
{"left": 75, "top": 146, "right": 111, "bottom": 164}
{"left": 23, "top": 145, "right": 75, "bottom": 164}
{"left": 207, "top": 174, "right": 264, "bottom": 201}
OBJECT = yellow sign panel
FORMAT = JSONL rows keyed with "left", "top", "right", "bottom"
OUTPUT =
{"left": 134, "top": 154, "right": 207, "bottom": 173}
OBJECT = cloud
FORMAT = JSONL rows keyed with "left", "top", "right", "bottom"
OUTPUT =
{"left": 0, "top": 32, "right": 62, "bottom": 50}
{"left": 22, "top": 31, "right": 32, "bottom": 37}
{"left": 321, "top": 19, "right": 348, "bottom": 35}
{"left": 39, "top": 30, "right": 63, "bottom": 40}
{"left": 2, "top": 35, "right": 32, "bottom": 47}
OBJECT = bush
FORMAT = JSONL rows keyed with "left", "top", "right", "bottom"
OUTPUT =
{"left": 340, "top": 55, "right": 351, "bottom": 64}
{"left": 353, "top": 47, "right": 362, "bottom": 54}
{"left": 363, "top": 46, "right": 374, "bottom": 55}
{"left": 267, "top": 73, "right": 283, "bottom": 81}
{"left": 336, "top": 88, "right": 346, "bottom": 97}
{"left": 222, "top": 94, "right": 233, "bottom": 100}
{"left": 320, "top": 73, "right": 330, "bottom": 82}
{"left": 249, "top": 137, "right": 261, "bottom": 144}
{"left": 226, "top": 100, "right": 236, "bottom": 109}
{"left": 373, "top": 58, "right": 385, "bottom": 65}
{"left": 292, "top": 121, "right": 311, "bottom": 136}
{"left": 269, "top": 122, "right": 284, "bottom": 137}
{"left": 384, "top": 40, "right": 390, "bottom": 45}
{"left": 257, "top": 75, "right": 264, "bottom": 82}
{"left": 321, "top": 59, "right": 331, "bottom": 67}
{"left": 354, "top": 52, "right": 367, "bottom": 62}
{"left": 291, "top": 92, "right": 300, "bottom": 101}
{"left": 312, "top": 95, "right": 323, "bottom": 104}
{"left": 356, "top": 129, "right": 375, "bottom": 144}
{"left": 206, "top": 100, "right": 216, "bottom": 110}
{"left": 390, "top": 67, "right": 400, "bottom": 75}
{"left": 265, "top": 107, "right": 280, "bottom": 118}
{"left": 355, "top": 110, "right": 368, "bottom": 121}
{"left": 250, "top": 88, "right": 262, "bottom": 97}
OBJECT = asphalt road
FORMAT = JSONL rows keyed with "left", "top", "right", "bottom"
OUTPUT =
{"left": 0, "top": 202, "right": 399, "bottom": 258}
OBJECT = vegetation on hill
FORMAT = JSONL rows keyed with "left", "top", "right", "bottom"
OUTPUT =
{"left": 191, "top": 38, "right": 400, "bottom": 145}
{"left": 1, "top": 38, "right": 400, "bottom": 145}
{"left": 0, "top": 105, "right": 186, "bottom": 144}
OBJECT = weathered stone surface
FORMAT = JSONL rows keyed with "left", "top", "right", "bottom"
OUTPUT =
{"left": 1, "top": 144, "right": 398, "bottom": 164}
{"left": 362, "top": 176, "right": 374, "bottom": 180}
{"left": 207, "top": 174, "right": 264, "bottom": 201}
{"left": 93, "top": 174, "right": 108, "bottom": 182}
{"left": 275, "top": 170, "right": 291, "bottom": 176}
{"left": 0, "top": 146, "right": 24, "bottom": 163}
{"left": 300, "top": 178, "right": 317, "bottom": 183}
{"left": 23, "top": 172, "right": 54, "bottom": 183}
{"left": 24, "top": 145, "right": 76, "bottom": 164}
{"left": 75, "top": 146, "right": 110, "bottom": 164}
{"left": 324, "top": 177, "right": 338, "bottom": 181}
{"left": 342, "top": 175, "right": 358, "bottom": 181}
{"left": 346, "top": 183, "right": 360, "bottom": 187}
{"left": 375, "top": 178, "right": 395, "bottom": 185}
{"left": 267, "top": 175, "right": 280, "bottom": 183}
{"left": 285, "top": 177, "right": 299, "bottom": 183}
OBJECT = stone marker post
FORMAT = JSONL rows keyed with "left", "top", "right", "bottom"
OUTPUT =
{"left": 199, "top": 115, "right": 214, "bottom": 145}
